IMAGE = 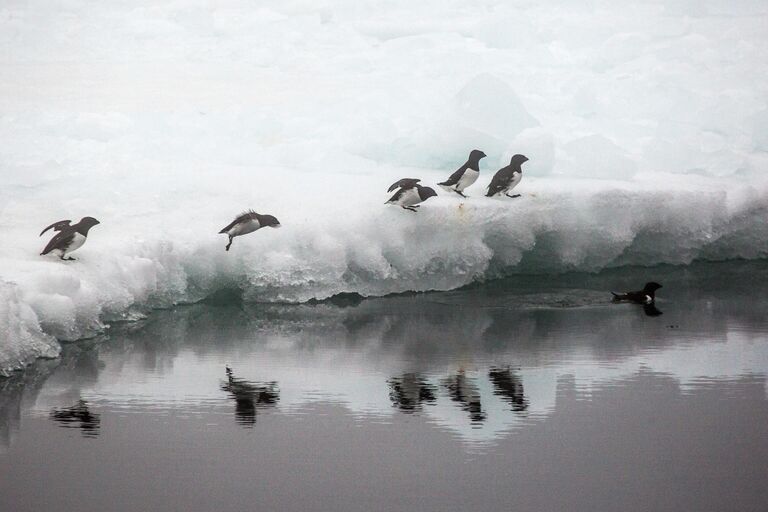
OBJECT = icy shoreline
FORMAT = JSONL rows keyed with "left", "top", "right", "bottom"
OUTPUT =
{"left": 2, "top": 172, "right": 768, "bottom": 375}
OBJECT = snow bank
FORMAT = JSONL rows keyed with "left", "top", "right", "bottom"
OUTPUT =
{"left": 0, "top": 282, "right": 58, "bottom": 377}
{"left": 1, "top": 0, "right": 767, "bottom": 371}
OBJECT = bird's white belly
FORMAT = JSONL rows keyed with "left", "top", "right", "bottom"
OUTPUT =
{"left": 397, "top": 188, "right": 422, "bottom": 207}
{"left": 229, "top": 220, "right": 261, "bottom": 237}
{"left": 506, "top": 172, "right": 522, "bottom": 191}
{"left": 456, "top": 169, "right": 479, "bottom": 190}
{"left": 64, "top": 232, "right": 87, "bottom": 255}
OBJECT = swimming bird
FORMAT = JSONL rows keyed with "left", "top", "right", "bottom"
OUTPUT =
{"left": 386, "top": 184, "right": 437, "bottom": 212}
{"left": 219, "top": 210, "right": 281, "bottom": 251}
{"left": 486, "top": 154, "right": 529, "bottom": 198}
{"left": 438, "top": 149, "right": 486, "bottom": 198}
{"left": 611, "top": 282, "right": 663, "bottom": 304}
{"left": 40, "top": 216, "right": 100, "bottom": 260}
{"left": 387, "top": 178, "right": 421, "bottom": 193}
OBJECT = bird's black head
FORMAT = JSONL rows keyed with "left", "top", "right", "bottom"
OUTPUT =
{"left": 77, "top": 217, "right": 100, "bottom": 234}
{"left": 418, "top": 185, "right": 438, "bottom": 200}
{"left": 258, "top": 214, "right": 281, "bottom": 228}
{"left": 468, "top": 149, "right": 486, "bottom": 163}
{"left": 643, "top": 282, "right": 662, "bottom": 293}
{"left": 510, "top": 154, "right": 529, "bottom": 166}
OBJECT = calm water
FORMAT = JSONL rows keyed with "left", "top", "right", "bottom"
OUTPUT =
{"left": 2, "top": 263, "right": 768, "bottom": 512}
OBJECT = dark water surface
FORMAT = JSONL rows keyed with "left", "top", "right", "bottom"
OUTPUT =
{"left": 2, "top": 263, "right": 768, "bottom": 512}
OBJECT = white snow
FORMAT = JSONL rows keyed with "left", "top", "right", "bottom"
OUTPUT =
{"left": 1, "top": 0, "right": 767, "bottom": 372}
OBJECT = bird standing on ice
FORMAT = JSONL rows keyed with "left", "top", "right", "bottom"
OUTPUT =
{"left": 219, "top": 210, "right": 281, "bottom": 251}
{"left": 40, "top": 217, "right": 100, "bottom": 261}
{"left": 386, "top": 183, "right": 437, "bottom": 212}
{"left": 438, "top": 149, "right": 486, "bottom": 198}
{"left": 486, "top": 154, "right": 529, "bottom": 198}
{"left": 611, "top": 282, "right": 662, "bottom": 304}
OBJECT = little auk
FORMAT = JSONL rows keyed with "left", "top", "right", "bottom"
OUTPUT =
{"left": 611, "top": 282, "right": 663, "bottom": 304}
{"left": 40, "top": 217, "right": 100, "bottom": 261}
{"left": 219, "top": 210, "right": 281, "bottom": 251}
{"left": 438, "top": 149, "right": 486, "bottom": 198}
{"left": 386, "top": 184, "right": 437, "bottom": 212}
{"left": 486, "top": 154, "right": 529, "bottom": 198}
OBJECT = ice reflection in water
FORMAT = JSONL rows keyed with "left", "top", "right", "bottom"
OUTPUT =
{"left": 1, "top": 262, "right": 768, "bottom": 450}
{"left": 1, "top": 263, "right": 768, "bottom": 512}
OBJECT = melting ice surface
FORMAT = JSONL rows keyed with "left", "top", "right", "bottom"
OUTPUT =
{"left": 1, "top": 0, "right": 768, "bottom": 372}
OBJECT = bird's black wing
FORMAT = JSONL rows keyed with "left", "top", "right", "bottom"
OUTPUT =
{"left": 386, "top": 188, "right": 406, "bottom": 203}
{"left": 219, "top": 211, "right": 257, "bottom": 233}
{"left": 40, "top": 220, "right": 72, "bottom": 237}
{"left": 438, "top": 165, "right": 467, "bottom": 186}
{"left": 41, "top": 230, "right": 75, "bottom": 255}
{"left": 486, "top": 167, "right": 513, "bottom": 196}
{"left": 387, "top": 178, "right": 420, "bottom": 193}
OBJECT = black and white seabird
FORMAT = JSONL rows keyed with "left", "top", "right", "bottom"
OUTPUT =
{"left": 387, "top": 178, "right": 421, "bottom": 193}
{"left": 219, "top": 210, "right": 281, "bottom": 251}
{"left": 486, "top": 154, "right": 529, "bottom": 198}
{"left": 611, "top": 282, "right": 663, "bottom": 304}
{"left": 40, "top": 217, "right": 100, "bottom": 261}
{"left": 386, "top": 184, "right": 437, "bottom": 212}
{"left": 438, "top": 149, "right": 486, "bottom": 198}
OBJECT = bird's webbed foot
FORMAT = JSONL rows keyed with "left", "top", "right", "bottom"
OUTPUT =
{"left": 506, "top": 193, "right": 521, "bottom": 198}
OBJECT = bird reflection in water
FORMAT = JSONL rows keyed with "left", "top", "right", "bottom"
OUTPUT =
{"left": 387, "top": 373, "right": 437, "bottom": 413}
{"left": 50, "top": 400, "right": 100, "bottom": 437}
{"left": 442, "top": 371, "right": 486, "bottom": 425}
{"left": 489, "top": 367, "right": 529, "bottom": 412}
{"left": 221, "top": 366, "right": 279, "bottom": 427}
{"left": 644, "top": 303, "right": 664, "bottom": 317}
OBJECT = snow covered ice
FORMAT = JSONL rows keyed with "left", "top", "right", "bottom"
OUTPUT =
{"left": 1, "top": 0, "right": 768, "bottom": 373}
